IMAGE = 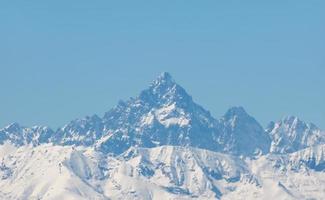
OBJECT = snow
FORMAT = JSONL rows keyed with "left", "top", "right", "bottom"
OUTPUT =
{"left": 1, "top": 144, "right": 324, "bottom": 200}
{"left": 139, "top": 103, "right": 190, "bottom": 128}
{"left": 0, "top": 143, "right": 17, "bottom": 158}
{"left": 140, "top": 112, "right": 155, "bottom": 126}
{"left": 0, "top": 144, "right": 108, "bottom": 200}
{"left": 154, "top": 103, "right": 190, "bottom": 128}
{"left": 268, "top": 116, "right": 325, "bottom": 154}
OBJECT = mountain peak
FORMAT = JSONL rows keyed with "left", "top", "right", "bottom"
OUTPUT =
{"left": 4, "top": 122, "right": 21, "bottom": 131}
{"left": 151, "top": 72, "right": 175, "bottom": 88}
{"left": 283, "top": 116, "right": 300, "bottom": 124}
{"left": 280, "top": 116, "right": 321, "bottom": 131}
{"left": 220, "top": 106, "right": 271, "bottom": 155}
{"left": 139, "top": 72, "right": 192, "bottom": 107}
{"left": 280, "top": 116, "right": 309, "bottom": 130}
{"left": 158, "top": 72, "right": 173, "bottom": 81}
{"left": 268, "top": 116, "right": 324, "bottom": 154}
{"left": 223, "top": 106, "right": 249, "bottom": 120}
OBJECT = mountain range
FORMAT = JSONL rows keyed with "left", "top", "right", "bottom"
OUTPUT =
{"left": 0, "top": 72, "right": 324, "bottom": 200}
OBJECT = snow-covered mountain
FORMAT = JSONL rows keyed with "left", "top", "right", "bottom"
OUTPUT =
{"left": 0, "top": 72, "right": 325, "bottom": 199}
{"left": 0, "top": 123, "right": 53, "bottom": 146}
{"left": 1, "top": 72, "right": 276, "bottom": 156}
{"left": 0, "top": 144, "right": 107, "bottom": 200}
{"left": 1, "top": 144, "right": 324, "bottom": 200}
{"left": 1, "top": 72, "right": 324, "bottom": 157}
{"left": 98, "top": 72, "right": 221, "bottom": 155}
{"left": 267, "top": 116, "right": 325, "bottom": 154}
{"left": 219, "top": 106, "right": 271, "bottom": 156}
{"left": 51, "top": 114, "right": 104, "bottom": 146}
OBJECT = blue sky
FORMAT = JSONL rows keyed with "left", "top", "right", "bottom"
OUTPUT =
{"left": 1, "top": 1, "right": 324, "bottom": 129}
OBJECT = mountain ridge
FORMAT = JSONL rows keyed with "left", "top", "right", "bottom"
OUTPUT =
{"left": 1, "top": 72, "right": 325, "bottom": 200}
{"left": 1, "top": 73, "right": 324, "bottom": 156}
{"left": 1, "top": 143, "right": 325, "bottom": 200}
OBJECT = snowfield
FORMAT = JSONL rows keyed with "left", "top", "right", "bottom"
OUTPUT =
{"left": 0, "top": 143, "right": 324, "bottom": 200}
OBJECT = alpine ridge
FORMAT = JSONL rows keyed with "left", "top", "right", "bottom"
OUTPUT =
{"left": 0, "top": 72, "right": 324, "bottom": 200}
{"left": 1, "top": 72, "right": 324, "bottom": 156}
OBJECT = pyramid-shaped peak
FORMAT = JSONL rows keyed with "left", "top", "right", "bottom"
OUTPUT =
{"left": 282, "top": 116, "right": 300, "bottom": 123}
{"left": 281, "top": 116, "right": 304, "bottom": 126}
{"left": 152, "top": 72, "right": 175, "bottom": 87}
{"left": 4, "top": 122, "right": 21, "bottom": 131}
{"left": 159, "top": 72, "right": 173, "bottom": 81}
{"left": 280, "top": 116, "right": 311, "bottom": 130}
{"left": 143, "top": 72, "right": 188, "bottom": 97}
{"left": 138, "top": 72, "right": 193, "bottom": 108}
{"left": 224, "top": 106, "right": 249, "bottom": 119}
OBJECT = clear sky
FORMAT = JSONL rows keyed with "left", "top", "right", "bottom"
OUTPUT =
{"left": 1, "top": 1, "right": 324, "bottom": 129}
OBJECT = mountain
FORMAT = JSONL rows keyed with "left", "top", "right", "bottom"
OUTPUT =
{"left": 51, "top": 114, "right": 104, "bottom": 146}
{"left": 1, "top": 144, "right": 324, "bottom": 200}
{"left": 0, "top": 144, "right": 108, "bottom": 200}
{"left": 113, "top": 145, "right": 252, "bottom": 199}
{"left": 0, "top": 72, "right": 325, "bottom": 199}
{"left": 98, "top": 72, "right": 221, "bottom": 155}
{"left": 0, "top": 123, "right": 53, "bottom": 146}
{"left": 219, "top": 107, "right": 271, "bottom": 156}
{"left": 245, "top": 144, "right": 325, "bottom": 200}
{"left": 1, "top": 73, "right": 324, "bottom": 157}
{"left": 93, "top": 72, "right": 271, "bottom": 156}
{"left": 288, "top": 144, "right": 325, "bottom": 171}
{"left": 267, "top": 116, "right": 325, "bottom": 154}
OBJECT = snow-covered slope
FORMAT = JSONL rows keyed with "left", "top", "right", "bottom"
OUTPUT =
{"left": 0, "top": 144, "right": 108, "bottom": 200}
{"left": 109, "top": 145, "right": 253, "bottom": 199}
{"left": 242, "top": 144, "right": 325, "bottom": 200}
{"left": 1, "top": 144, "right": 247, "bottom": 200}
{"left": 0, "top": 144, "right": 324, "bottom": 200}
{"left": 288, "top": 144, "right": 325, "bottom": 172}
